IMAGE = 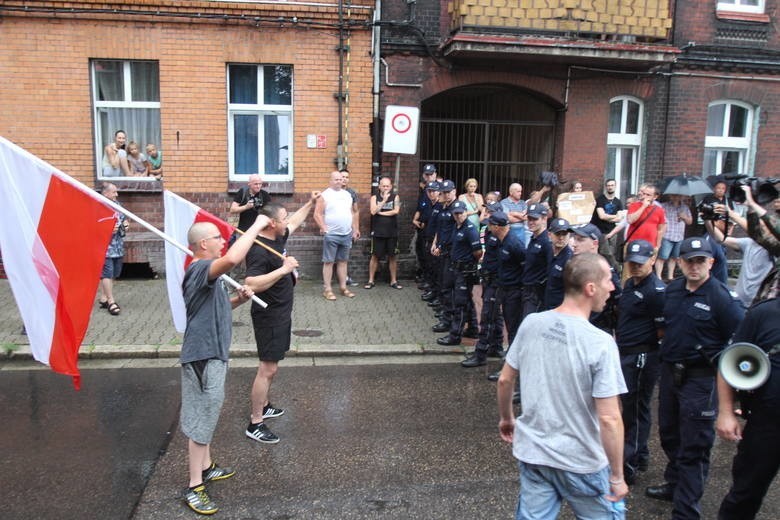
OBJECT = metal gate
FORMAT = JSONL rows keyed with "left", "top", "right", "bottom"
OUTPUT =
{"left": 418, "top": 86, "right": 556, "bottom": 196}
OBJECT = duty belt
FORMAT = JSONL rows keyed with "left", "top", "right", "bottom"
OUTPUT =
{"left": 619, "top": 344, "right": 658, "bottom": 356}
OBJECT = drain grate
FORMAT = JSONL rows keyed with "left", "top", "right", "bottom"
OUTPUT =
{"left": 292, "top": 329, "right": 323, "bottom": 337}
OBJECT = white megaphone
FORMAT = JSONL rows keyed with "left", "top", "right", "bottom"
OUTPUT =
{"left": 719, "top": 342, "right": 771, "bottom": 391}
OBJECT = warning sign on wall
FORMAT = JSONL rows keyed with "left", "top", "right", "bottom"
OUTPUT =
{"left": 382, "top": 105, "right": 420, "bottom": 155}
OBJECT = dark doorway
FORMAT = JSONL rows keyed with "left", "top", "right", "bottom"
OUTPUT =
{"left": 419, "top": 84, "right": 556, "bottom": 195}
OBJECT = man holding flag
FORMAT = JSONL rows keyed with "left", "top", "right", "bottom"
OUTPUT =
{"left": 244, "top": 192, "right": 320, "bottom": 444}
{"left": 179, "top": 213, "right": 269, "bottom": 515}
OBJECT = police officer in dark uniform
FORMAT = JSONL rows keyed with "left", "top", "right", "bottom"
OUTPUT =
{"left": 543, "top": 217, "right": 572, "bottom": 310}
{"left": 716, "top": 297, "right": 780, "bottom": 520}
{"left": 462, "top": 202, "right": 505, "bottom": 367}
{"left": 520, "top": 203, "right": 552, "bottom": 320}
{"left": 417, "top": 180, "right": 441, "bottom": 299}
{"left": 616, "top": 239, "right": 665, "bottom": 485}
{"left": 437, "top": 201, "right": 482, "bottom": 346}
{"left": 431, "top": 180, "right": 458, "bottom": 333}
{"left": 646, "top": 237, "right": 744, "bottom": 520}
{"left": 414, "top": 164, "right": 439, "bottom": 284}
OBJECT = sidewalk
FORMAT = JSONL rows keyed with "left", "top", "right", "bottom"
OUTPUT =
{"left": 0, "top": 278, "right": 474, "bottom": 361}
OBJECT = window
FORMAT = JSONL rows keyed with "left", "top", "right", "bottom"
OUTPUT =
{"left": 92, "top": 60, "right": 160, "bottom": 179}
{"left": 606, "top": 97, "right": 643, "bottom": 200}
{"left": 227, "top": 64, "right": 293, "bottom": 181}
{"left": 703, "top": 101, "right": 754, "bottom": 177}
{"left": 717, "top": 0, "right": 765, "bottom": 14}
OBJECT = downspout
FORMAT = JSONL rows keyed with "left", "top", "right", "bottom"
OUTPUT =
{"left": 372, "top": 0, "right": 382, "bottom": 182}
{"left": 337, "top": 0, "right": 345, "bottom": 169}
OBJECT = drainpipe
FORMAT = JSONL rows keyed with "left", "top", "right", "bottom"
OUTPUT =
{"left": 372, "top": 0, "right": 382, "bottom": 182}
{"left": 336, "top": 0, "right": 345, "bottom": 169}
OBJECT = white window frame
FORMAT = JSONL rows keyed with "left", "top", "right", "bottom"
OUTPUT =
{"left": 716, "top": 0, "right": 765, "bottom": 14}
{"left": 92, "top": 60, "right": 160, "bottom": 180}
{"left": 703, "top": 100, "right": 755, "bottom": 177}
{"left": 606, "top": 96, "right": 644, "bottom": 200}
{"left": 227, "top": 64, "right": 293, "bottom": 182}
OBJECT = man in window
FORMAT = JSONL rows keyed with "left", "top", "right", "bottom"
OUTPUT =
{"left": 230, "top": 174, "right": 271, "bottom": 232}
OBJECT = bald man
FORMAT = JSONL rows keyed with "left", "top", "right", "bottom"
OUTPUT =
{"left": 230, "top": 174, "right": 272, "bottom": 232}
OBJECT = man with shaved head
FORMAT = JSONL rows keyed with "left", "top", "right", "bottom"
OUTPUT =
{"left": 179, "top": 213, "right": 269, "bottom": 515}
{"left": 230, "top": 174, "right": 271, "bottom": 232}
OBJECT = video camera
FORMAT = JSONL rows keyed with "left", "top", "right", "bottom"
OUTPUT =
{"left": 726, "top": 175, "right": 780, "bottom": 205}
{"left": 249, "top": 196, "right": 265, "bottom": 210}
{"left": 539, "top": 171, "right": 559, "bottom": 188}
{"left": 697, "top": 201, "right": 728, "bottom": 222}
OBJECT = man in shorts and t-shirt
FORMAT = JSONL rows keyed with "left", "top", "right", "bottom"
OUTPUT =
{"left": 179, "top": 215, "right": 268, "bottom": 515}
{"left": 244, "top": 193, "right": 320, "bottom": 444}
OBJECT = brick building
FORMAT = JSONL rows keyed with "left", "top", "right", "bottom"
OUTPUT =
{"left": 2, "top": 1, "right": 780, "bottom": 279}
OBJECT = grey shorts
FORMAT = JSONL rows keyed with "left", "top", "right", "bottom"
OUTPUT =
{"left": 180, "top": 359, "right": 227, "bottom": 445}
{"left": 322, "top": 233, "right": 352, "bottom": 263}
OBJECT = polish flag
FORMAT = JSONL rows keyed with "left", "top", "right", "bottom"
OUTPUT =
{"left": 0, "top": 137, "right": 117, "bottom": 388}
{"left": 163, "top": 190, "right": 234, "bottom": 332}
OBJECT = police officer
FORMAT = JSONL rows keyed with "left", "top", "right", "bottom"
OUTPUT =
{"left": 646, "top": 237, "right": 744, "bottom": 520}
{"left": 569, "top": 223, "right": 622, "bottom": 334}
{"left": 486, "top": 210, "right": 527, "bottom": 383}
{"left": 462, "top": 202, "right": 505, "bottom": 367}
{"left": 543, "top": 217, "right": 572, "bottom": 310}
{"left": 616, "top": 239, "right": 665, "bottom": 485}
{"left": 437, "top": 201, "right": 482, "bottom": 346}
{"left": 417, "top": 180, "right": 440, "bottom": 299}
{"left": 431, "top": 180, "right": 458, "bottom": 333}
{"left": 716, "top": 297, "right": 780, "bottom": 520}
{"left": 422, "top": 182, "right": 444, "bottom": 305}
{"left": 414, "top": 164, "right": 439, "bottom": 283}
{"left": 520, "top": 203, "right": 552, "bottom": 319}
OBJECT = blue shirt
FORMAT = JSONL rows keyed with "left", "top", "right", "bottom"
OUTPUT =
{"left": 417, "top": 196, "right": 434, "bottom": 225}
{"left": 616, "top": 272, "right": 666, "bottom": 349}
{"left": 661, "top": 276, "right": 744, "bottom": 363}
{"left": 498, "top": 232, "right": 526, "bottom": 287}
{"left": 544, "top": 246, "right": 572, "bottom": 309}
{"left": 501, "top": 196, "right": 528, "bottom": 240}
{"left": 481, "top": 232, "right": 501, "bottom": 275}
{"left": 451, "top": 221, "right": 481, "bottom": 262}
{"left": 436, "top": 203, "right": 455, "bottom": 249}
{"left": 424, "top": 202, "right": 442, "bottom": 238}
{"left": 521, "top": 231, "right": 552, "bottom": 285}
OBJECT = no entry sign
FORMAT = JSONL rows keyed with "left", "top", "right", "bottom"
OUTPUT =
{"left": 383, "top": 105, "right": 420, "bottom": 154}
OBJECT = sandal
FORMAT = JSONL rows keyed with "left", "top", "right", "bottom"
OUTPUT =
{"left": 340, "top": 288, "right": 356, "bottom": 298}
{"left": 98, "top": 300, "right": 109, "bottom": 309}
{"left": 364, "top": 282, "right": 375, "bottom": 290}
{"left": 390, "top": 282, "right": 403, "bottom": 290}
{"left": 323, "top": 290, "right": 337, "bottom": 301}
{"left": 107, "top": 302, "right": 121, "bottom": 316}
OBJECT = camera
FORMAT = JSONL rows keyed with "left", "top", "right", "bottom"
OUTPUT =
{"left": 539, "top": 170, "right": 559, "bottom": 188}
{"left": 727, "top": 175, "right": 780, "bottom": 205}
{"left": 250, "top": 196, "right": 265, "bottom": 210}
{"left": 697, "top": 201, "right": 727, "bottom": 221}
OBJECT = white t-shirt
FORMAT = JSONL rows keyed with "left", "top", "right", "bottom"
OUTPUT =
{"left": 321, "top": 187, "right": 354, "bottom": 235}
{"left": 506, "top": 310, "right": 627, "bottom": 473}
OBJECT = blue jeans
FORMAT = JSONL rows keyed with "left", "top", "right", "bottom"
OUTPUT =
{"left": 516, "top": 462, "right": 624, "bottom": 520}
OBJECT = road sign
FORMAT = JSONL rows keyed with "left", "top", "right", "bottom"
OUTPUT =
{"left": 383, "top": 105, "right": 420, "bottom": 155}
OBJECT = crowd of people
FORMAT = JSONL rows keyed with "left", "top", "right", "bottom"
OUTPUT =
{"left": 98, "top": 160, "right": 777, "bottom": 517}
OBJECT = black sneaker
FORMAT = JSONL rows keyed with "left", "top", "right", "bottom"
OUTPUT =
{"left": 202, "top": 462, "right": 235, "bottom": 483}
{"left": 462, "top": 328, "right": 479, "bottom": 339}
{"left": 263, "top": 403, "right": 285, "bottom": 418}
{"left": 245, "top": 422, "right": 280, "bottom": 444}
{"left": 183, "top": 484, "right": 218, "bottom": 515}
{"left": 432, "top": 322, "right": 449, "bottom": 333}
{"left": 346, "top": 277, "right": 359, "bottom": 287}
{"left": 461, "top": 353, "right": 486, "bottom": 367}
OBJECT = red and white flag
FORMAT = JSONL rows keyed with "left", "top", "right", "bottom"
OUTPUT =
{"left": 0, "top": 137, "right": 116, "bottom": 388}
{"left": 163, "top": 190, "right": 234, "bottom": 332}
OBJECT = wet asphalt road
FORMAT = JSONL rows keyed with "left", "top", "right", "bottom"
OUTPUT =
{"left": 2, "top": 361, "right": 779, "bottom": 519}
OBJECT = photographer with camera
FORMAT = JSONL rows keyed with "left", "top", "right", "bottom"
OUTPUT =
{"left": 230, "top": 174, "right": 271, "bottom": 232}
{"left": 740, "top": 182, "right": 780, "bottom": 303}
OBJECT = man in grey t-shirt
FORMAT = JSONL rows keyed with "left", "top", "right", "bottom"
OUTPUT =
{"left": 179, "top": 215, "right": 268, "bottom": 515}
{"left": 497, "top": 253, "right": 628, "bottom": 518}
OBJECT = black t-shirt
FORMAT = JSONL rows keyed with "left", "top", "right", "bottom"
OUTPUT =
{"left": 233, "top": 187, "right": 271, "bottom": 231}
{"left": 592, "top": 194, "right": 623, "bottom": 233}
{"left": 246, "top": 229, "right": 294, "bottom": 324}
{"left": 371, "top": 195, "right": 399, "bottom": 238}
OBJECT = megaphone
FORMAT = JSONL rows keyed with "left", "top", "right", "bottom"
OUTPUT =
{"left": 719, "top": 342, "right": 771, "bottom": 391}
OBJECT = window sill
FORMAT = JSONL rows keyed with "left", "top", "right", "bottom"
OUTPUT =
{"left": 99, "top": 178, "right": 163, "bottom": 192}
{"left": 227, "top": 180, "right": 294, "bottom": 195}
{"left": 716, "top": 10, "right": 770, "bottom": 24}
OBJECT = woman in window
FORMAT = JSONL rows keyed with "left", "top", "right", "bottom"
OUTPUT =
{"left": 102, "top": 130, "right": 131, "bottom": 177}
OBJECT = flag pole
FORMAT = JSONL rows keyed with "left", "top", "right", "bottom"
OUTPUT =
{"left": 234, "top": 228, "right": 285, "bottom": 260}
{"left": 47, "top": 171, "right": 268, "bottom": 308}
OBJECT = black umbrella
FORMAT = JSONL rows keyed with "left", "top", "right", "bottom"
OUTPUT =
{"left": 662, "top": 173, "right": 713, "bottom": 197}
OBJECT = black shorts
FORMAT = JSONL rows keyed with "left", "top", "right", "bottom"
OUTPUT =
{"left": 371, "top": 236, "right": 398, "bottom": 259}
{"left": 253, "top": 321, "right": 292, "bottom": 362}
